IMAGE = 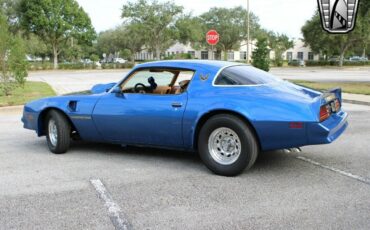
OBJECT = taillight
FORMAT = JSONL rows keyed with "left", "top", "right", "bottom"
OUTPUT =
{"left": 319, "top": 104, "right": 331, "bottom": 122}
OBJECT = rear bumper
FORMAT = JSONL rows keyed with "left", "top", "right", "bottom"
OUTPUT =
{"left": 307, "top": 110, "right": 348, "bottom": 145}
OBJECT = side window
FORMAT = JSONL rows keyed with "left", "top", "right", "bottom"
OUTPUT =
{"left": 122, "top": 70, "right": 174, "bottom": 90}
{"left": 174, "top": 71, "right": 194, "bottom": 86}
{"left": 214, "top": 65, "right": 281, "bottom": 86}
{"left": 121, "top": 68, "right": 194, "bottom": 95}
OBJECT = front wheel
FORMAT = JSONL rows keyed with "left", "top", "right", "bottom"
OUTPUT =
{"left": 198, "top": 114, "right": 259, "bottom": 176}
{"left": 46, "top": 110, "right": 71, "bottom": 154}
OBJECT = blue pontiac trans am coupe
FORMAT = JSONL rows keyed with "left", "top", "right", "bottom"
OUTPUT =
{"left": 22, "top": 60, "right": 348, "bottom": 176}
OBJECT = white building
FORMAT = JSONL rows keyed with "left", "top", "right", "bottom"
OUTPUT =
{"left": 135, "top": 39, "right": 317, "bottom": 62}
{"left": 283, "top": 39, "right": 319, "bottom": 61}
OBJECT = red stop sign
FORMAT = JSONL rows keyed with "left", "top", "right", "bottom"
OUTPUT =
{"left": 206, "top": 30, "right": 219, "bottom": 45}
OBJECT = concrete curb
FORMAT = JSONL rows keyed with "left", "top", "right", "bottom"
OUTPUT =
{"left": 343, "top": 99, "right": 370, "bottom": 106}
{"left": 0, "top": 105, "right": 23, "bottom": 113}
{"left": 0, "top": 105, "right": 23, "bottom": 110}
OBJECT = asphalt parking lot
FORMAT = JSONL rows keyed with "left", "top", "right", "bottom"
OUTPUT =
{"left": 0, "top": 103, "right": 369, "bottom": 230}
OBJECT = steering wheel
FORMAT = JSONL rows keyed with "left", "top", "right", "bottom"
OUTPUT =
{"left": 134, "top": 83, "right": 147, "bottom": 93}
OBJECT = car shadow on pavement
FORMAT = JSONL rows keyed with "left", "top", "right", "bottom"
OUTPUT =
{"left": 67, "top": 141, "right": 297, "bottom": 175}
{"left": 246, "top": 150, "right": 299, "bottom": 174}
{"left": 69, "top": 141, "right": 201, "bottom": 162}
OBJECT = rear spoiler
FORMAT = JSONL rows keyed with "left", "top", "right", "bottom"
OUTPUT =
{"left": 311, "top": 88, "right": 342, "bottom": 116}
{"left": 321, "top": 87, "right": 342, "bottom": 104}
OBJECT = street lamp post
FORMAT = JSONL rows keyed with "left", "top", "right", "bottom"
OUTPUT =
{"left": 246, "top": 0, "right": 250, "bottom": 64}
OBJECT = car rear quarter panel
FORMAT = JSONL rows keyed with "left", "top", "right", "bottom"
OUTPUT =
{"left": 185, "top": 69, "right": 319, "bottom": 151}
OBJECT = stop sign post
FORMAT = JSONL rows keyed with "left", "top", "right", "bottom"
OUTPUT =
{"left": 206, "top": 30, "right": 219, "bottom": 60}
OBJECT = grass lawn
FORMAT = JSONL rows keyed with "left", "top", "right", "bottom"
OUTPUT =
{"left": 289, "top": 80, "right": 370, "bottom": 95}
{"left": 0, "top": 81, "right": 56, "bottom": 107}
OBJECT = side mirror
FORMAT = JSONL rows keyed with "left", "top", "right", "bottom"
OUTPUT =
{"left": 111, "top": 86, "right": 123, "bottom": 96}
{"left": 91, "top": 82, "right": 116, "bottom": 94}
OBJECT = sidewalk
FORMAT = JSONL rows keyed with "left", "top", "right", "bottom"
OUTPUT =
{"left": 342, "top": 93, "right": 370, "bottom": 106}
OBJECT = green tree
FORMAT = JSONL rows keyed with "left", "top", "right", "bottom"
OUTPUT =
{"left": 96, "top": 25, "right": 141, "bottom": 61}
{"left": 199, "top": 7, "right": 261, "bottom": 60}
{"left": 19, "top": 0, "right": 96, "bottom": 69}
{"left": 356, "top": 0, "right": 370, "bottom": 57}
{"left": 268, "top": 32, "right": 293, "bottom": 66}
{"left": 302, "top": 9, "right": 369, "bottom": 66}
{"left": 0, "top": 0, "right": 21, "bottom": 32}
{"left": 175, "top": 15, "right": 205, "bottom": 49}
{"left": 0, "top": 13, "right": 27, "bottom": 96}
{"left": 24, "top": 34, "right": 49, "bottom": 61}
{"left": 90, "top": 54, "right": 99, "bottom": 63}
{"left": 96, "top": 29, "right": 119, "bottom": 56}
{"left": 122, "top": 24, "right": 147, "bottom": 61}
{"left": 252, "top": 37, "right": 270, "bottom": 72}
{"left": 122, "top": 0, "right": 183, "bottom": 60}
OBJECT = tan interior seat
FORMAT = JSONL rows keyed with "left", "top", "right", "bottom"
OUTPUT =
{"left": 153, "top": 86, "right": 172, "bottom": 95}
{"left": 175, "top": 80, "right": 190, "bottom": 94}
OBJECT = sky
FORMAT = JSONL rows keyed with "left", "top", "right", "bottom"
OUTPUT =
{"left": 76, "top": 0, "right": 318, "bottom": 39}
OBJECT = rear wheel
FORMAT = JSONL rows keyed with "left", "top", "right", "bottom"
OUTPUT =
{"left": 46, "top": 110, "right": 71, "bottom": 154}
{"left": 198, "top": 114, "right": 259, "bottom": 176}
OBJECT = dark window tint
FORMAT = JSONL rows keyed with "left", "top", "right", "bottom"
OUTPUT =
{"left": 308, "top": 52, "right": 314, "bottom": 60}
{"left": 286, "top": 52, "right": 293, "bottom": 60}
{"left": 201, "top": 51, "right": 208, "bottom": 60}
{"left": 214, "top": 65, "right": 281, "bottom": 86}
{"left": 297, "top": 52, "right": 304, "bottom": 60}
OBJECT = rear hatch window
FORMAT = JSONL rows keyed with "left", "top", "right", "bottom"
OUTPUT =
{"left": 214, "top": 65, "right": 282, "bottom": 86}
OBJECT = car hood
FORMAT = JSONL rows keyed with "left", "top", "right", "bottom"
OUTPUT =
{"left": 62, "top": 82, "right": 117, "bottom": 96}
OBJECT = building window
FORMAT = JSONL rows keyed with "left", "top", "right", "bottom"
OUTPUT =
{"left": 188, "top": 51, "right": 195, "bottom": 58}
{"left": 308, "top": 52, "right": 314, "bottom": 60}
{"left": 227, "top": 51, "right": 234, "bottom": 61}
{"left": 240, "top": 51, "right": 247, "bottom": 60}
{"left": 286, "top": 52, "right": 293, "bottom": 61}
{"left": 297, "top": 52, "right": 304, "bottom": 60}
{"left": 201, "top": 51, "right": 209, "bottom": 60}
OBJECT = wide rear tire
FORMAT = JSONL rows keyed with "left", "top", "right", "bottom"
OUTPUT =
{"left": 198, "top": 114, "right": 259, "bottom": 176}
{"left": 46, "top": 110, "right": 71, "bottom": 154}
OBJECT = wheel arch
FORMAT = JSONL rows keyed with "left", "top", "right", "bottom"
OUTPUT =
{"left": 193, "top": 109, "right": 261, "bottom": 150}
{"left": 37, "top": 107, "right": 76, "bottom": 136}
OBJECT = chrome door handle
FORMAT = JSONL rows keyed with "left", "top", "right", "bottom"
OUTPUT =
{"left": 171, "top": 102, "right": 182, "bottom": 108}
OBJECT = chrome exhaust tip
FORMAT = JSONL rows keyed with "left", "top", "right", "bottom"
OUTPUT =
{"left": 283, "top": 147, "right": 302, "bottom": 153}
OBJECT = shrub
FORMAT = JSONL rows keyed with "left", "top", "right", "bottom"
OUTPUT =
{"left": 305, "top": 60, "right": 370, "bottom": 66}
{"left": 90, "top": 54, "right": 99, "bottom": 62}
{"left": 251, "top": 37, "right": 270, "bottom": 72}
{"left": 27, "top": 61, "right": 135, "bottom": 71}
{"left": 58, "top": 63, "right": 85, "bottom": 70}
{"left": 274, "top": 56, "right": 284, "bottom": 67}
{"left": 0, "top": 14, "right": 28, "bottom": 95}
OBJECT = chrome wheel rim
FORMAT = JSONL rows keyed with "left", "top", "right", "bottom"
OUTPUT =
{"left": 208, "top": 127, "right": 241, "bottom": 165}
{"left": 48, "top": 119, "right": 58, "bottom": 146}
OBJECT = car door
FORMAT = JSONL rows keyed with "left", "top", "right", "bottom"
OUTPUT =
{"left": 92, "top": 68, "right": 191, "bottom": 148}
{"left": 92, "top": 93, "right": 187, "bottom": 147}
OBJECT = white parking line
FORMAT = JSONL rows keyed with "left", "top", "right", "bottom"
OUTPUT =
{"left": 296, "top": 156, "right": 370, "bottom": 185}
{"left": 90, "top": 179, "right": 131, "bottom": 230}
